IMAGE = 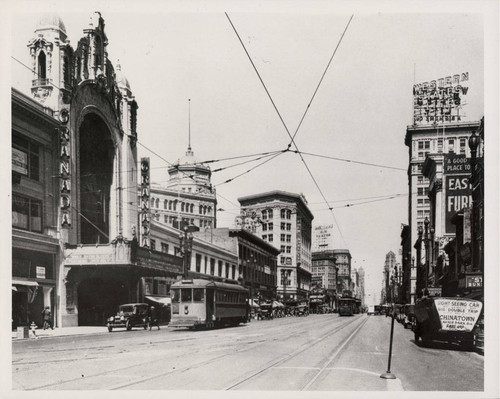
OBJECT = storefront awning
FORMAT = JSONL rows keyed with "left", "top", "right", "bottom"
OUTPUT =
{"left": 12, "top": 279, "right": 39, "bottom": 287}
{"left": 12, "top": 286, "right": 17, "bottom": 291}
{"left": 272, "top": 301, "right": 284, "bottom": 308}
{"left": 249, "top": 299, "right": 260, "bottom": 308}
{"left": 145, "top": 296, "right": 171, "bottom": 306}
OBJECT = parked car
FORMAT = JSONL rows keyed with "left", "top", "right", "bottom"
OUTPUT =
{"left": 403, "top": 304, "right": 415, "bottom": 330}
{"left": 107, "top": 303, "right": 149, "bottom": 332}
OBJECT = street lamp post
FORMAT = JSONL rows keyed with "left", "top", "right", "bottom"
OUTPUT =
{"left": 179, "top": 226, "right": 193, "bottom": 278}
{"left": 423, "top": 217, "right": 430, "bottom": 291}
{"left": 417, "top": 225, "right": 423, "bottom": 298}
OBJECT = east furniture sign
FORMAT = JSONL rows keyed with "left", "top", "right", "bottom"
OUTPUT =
{"left": 445, "top": 154, "right": 472, "bottom": 234}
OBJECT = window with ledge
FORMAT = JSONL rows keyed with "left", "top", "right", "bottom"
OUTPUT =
{"left": 150, "top": 239, "right": 156, "bottom": 251}
{"left": 161, "top": 243, "right": 169, "bottom": 253}
{"left": 268, "top": 234, "right": 273, "bottom": 242}
{"left": 196, "top": 254, "right": 202, "bottom": 273}
{"left": 12, "top": 195, "right": 42, "bottom": 232}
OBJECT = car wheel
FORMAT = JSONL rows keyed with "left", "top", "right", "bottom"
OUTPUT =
{"left": 107, "top": 324, "right": 113, "bottom": 332}
{"left": 126, "top": 319, "right": 132, "bottom": 331}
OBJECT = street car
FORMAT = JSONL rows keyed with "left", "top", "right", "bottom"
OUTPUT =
{"left": 106, "top": 303, "right": 149, "bottom": 332}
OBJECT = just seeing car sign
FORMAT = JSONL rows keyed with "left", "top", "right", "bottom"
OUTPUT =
{"left": 434, "top": 298, "right": 482, "bottom": 332}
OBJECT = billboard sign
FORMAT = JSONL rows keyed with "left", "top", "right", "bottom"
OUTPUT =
{"left": 413, "top": 72, "right": 469, "bottom": 125}
{"left": 313, "top": 224, "right": 334, "bottom": 251}
{"left": 444, "top": 155, "right": 472, "bottom": 234}
{"left": 435, "top": 298, "right": 482, "bottom": 331}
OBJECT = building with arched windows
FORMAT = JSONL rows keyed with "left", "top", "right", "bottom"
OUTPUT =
{"left": 12, "top": 13, "right": 182, "bottom": 328}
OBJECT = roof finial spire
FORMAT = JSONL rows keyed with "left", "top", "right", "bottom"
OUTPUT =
{"left": 186, "top": 99, "right": 193, "bottom": 157}
{"left": 188, "top": 98, "right": 191, "bottom": 152}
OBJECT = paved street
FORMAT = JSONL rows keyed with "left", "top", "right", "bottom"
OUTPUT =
{"left": 12, "top": 314, "right": 483, "bottom": 391}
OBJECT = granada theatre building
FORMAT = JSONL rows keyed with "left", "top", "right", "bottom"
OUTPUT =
{"left": 14, "top": 13, "right": 182, "bottom": 327}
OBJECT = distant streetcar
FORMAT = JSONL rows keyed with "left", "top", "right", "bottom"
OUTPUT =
{"left": 169, "top": 279, "right": 249, "bottom": 329}
{"left": 338, "top": 297, "right": 355, "bottom": 316}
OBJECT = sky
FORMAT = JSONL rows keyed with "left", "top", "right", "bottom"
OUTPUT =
{"left": 7, "top": 1, "right": 495, "bottom": 305}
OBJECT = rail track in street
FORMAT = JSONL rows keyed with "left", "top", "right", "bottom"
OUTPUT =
{"left": 16, "top": 314, "right": 365, "bottom": 390}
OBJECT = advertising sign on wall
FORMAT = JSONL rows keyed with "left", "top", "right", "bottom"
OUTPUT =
{"left": 444, "top": 154, "right": 472, "bottom": 234}
{"left": 12, "top": 148, "right": 28, "bottom": 175}
{"left": 434, "top": 298, "right": 482, "bottom": 331}
{"left": 413, "top": 72, "right": 469, "bottom": 126}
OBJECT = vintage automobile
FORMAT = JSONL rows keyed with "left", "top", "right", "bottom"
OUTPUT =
{"left": 402, "top": 304, "right": 416, "bottom": 330}
{"left": 106, "top": 303, "right": 149, "bottom": 332}
{"left": 414, "top": 297, "right": 482, "bottom": 350}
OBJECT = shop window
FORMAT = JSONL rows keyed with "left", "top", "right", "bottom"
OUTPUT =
{"left": 12, "top": 195, "right": 42, "bottom": 232}
{"left": 12, "top": 133, "right": 40, "bottom": 181}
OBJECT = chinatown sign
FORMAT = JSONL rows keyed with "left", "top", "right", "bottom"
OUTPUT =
{"left": 413, "top": 72, "right": 469, "bottom": 125}
{"left": 444, "top": 154, "right": 472, "bottom": 234}
{"left": 435, "top": 298, "right": 482, "bottom": 332}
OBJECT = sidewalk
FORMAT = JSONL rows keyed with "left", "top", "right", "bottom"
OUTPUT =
{"left": 12, "top": 326, "right": 109, "bottom": 341}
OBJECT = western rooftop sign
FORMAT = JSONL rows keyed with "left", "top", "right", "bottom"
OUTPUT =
{"left": 413, "top": 72, "right": 469, "bottom": 125}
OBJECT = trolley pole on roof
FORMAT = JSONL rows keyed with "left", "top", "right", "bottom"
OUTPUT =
{"left": 179, "top": 224, "right": 193, "bottom": 278}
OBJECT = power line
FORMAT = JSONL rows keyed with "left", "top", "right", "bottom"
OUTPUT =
{"left": 212, "top": 150, "right": 284, "bottom": 172}
{"left": 298, "top": 150, "right": 406, "bottom": 171}
{"left": 214, "top": 150, "right": 287, "bottom": 186}
{"left": 225, "top": 13, "right": 351, "bottom": 248}
{"left": 289, "top": 14, "right": 354, "bottom": 145}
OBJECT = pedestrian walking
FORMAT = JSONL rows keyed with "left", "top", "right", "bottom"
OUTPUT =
{"left": 41, "top": 306, "right": 53, "bottom": 330}
{"left": 148, "top": 306, "right": 160, "bottom": 330}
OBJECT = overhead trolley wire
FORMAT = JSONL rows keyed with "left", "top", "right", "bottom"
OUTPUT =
{"left": 225, "top": 12, "right": 354, "bottom": 248}
{"left": 288, "top": 14, "right": 354, "bottom": 145}
{"left": 297, "top": 150, "right": 407, "bottom": 171}
{"left": 214, "top": 149, "right": 287, "bottom": 186}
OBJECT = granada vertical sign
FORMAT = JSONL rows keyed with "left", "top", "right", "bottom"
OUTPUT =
{"left": 444, "top": 154, "right": 472, "bottom": 234}
{"left": 140, "top": 157, "right": 151, "bottom": 248}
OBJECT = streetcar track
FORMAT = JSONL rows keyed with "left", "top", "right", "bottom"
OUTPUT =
{"left": 224, "top": 315, "right": 366, "bottom": 390}
{"left": 18, "top": 315, "right": 354, "bottom": 390}
{"left": 301, "top": 315, "right": 367, "bottom": 390}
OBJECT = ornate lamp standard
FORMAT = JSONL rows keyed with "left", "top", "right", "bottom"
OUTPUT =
{"left": 417, "top": 225, "right": 423, "bottom": 297}
{"left": 422, "top": 217, "right": 435, "bottom": 291}
{"left": 179, "top": 226, "right": 193, "bottom": 278}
